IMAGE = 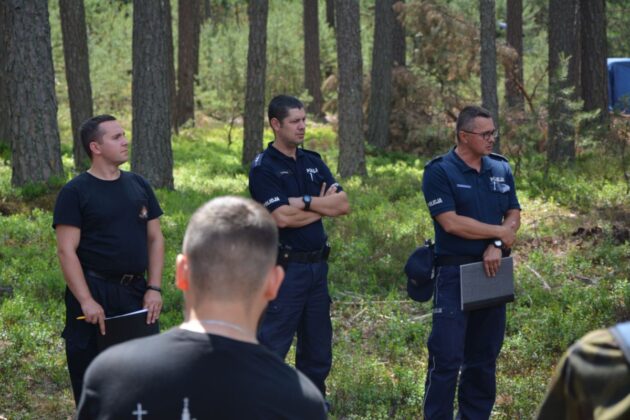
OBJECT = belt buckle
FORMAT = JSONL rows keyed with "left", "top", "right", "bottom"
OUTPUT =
{"left": 120, "top": 274, "right": 134, "bottom": 285}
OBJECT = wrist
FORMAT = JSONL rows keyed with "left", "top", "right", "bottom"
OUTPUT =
{"left": 302, "top": 194, "right": 312, "bottom": 211}
{"left": 146, "top": 285, "right": 162, "bottom": 293}
{"left": 77, "top": 294, "right": 96, "bottom": 306}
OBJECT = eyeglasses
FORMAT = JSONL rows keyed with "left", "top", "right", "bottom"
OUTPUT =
{"left": 461, "top": 129, "right": 498, "bottom": 141}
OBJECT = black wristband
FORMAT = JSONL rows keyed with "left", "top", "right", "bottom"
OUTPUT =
{"left": 146, "top": 285, "right": 162, "bottom": 293}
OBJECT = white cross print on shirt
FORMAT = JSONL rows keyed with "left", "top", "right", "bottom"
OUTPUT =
{"left": 132, "top": 403, "right": 148, "bottom": 419}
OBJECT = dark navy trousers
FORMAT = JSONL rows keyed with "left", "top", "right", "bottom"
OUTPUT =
{"left": 423, "top": 265, "right": 506, "bottom": 420}
{"left": 258, "top": 261, "right": 332, "bottom": 396}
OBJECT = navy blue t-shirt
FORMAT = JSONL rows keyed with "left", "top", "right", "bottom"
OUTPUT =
{"left": 249, "top": 142, "right": 343, "bottom": 252}
{"left": 53, "top": 171, "right": 163, "bottom": 274}
{"left": 422, "top": 148, "right": 520, "bottom": 257}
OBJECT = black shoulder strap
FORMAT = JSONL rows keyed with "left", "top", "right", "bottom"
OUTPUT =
{"left": 302, "top": 148, "right": 322, "bottom": 159}
{"left": 610, "top": 321, "right": 630, "bottom": 364}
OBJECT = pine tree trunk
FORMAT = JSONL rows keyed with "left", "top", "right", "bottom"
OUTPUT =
{"left": 335, "top": 0, "right": 366, "bottom": 177}
{"left": 0, "top": 1, "right": 10, "bottom": 150}
{"left": 580, "top": 0, "right": 608, "bottom": 124}
{"left": 326, "top": 0, "right": 335, "bottom": 30}
{"left": 367, "top": 0, "right": 394, "bottom": 149}
{"left": 203, "top": 0, "right": 211, "bottom": 22}
{"left": 242, "top": 0, "right": 268, "bottom": 166}
{"left": 548, "top": 0, "right": 580, "bottom": 163}
{"left": 392, "top": 0, "right": 406, "bottom": 67}
{"left": 303, "top": 0, "right": 324, "bottom": 118}
{"left": 505, "top": 0, "right": 523, "bottom": 110}
{"left": 175, "top": 0, "right": 201, "bottom": 129}
{"left": 479, "top": 0, "right": 500, "bottom": 152}
{"left": 131, "top": 0, "right": 174, "bottom": 189}
{"left": 165, "top": 0, "right": 177, "bottom": 132}
{"left": 59, "top": 0, "right": 93, "bottom": 172}
{"left": 5, "top": 0, "right": 64, "bottom": 186}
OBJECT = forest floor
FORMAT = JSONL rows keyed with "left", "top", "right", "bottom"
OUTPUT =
{"left": 1, "top": 124, "right": 629, "bottom": 419}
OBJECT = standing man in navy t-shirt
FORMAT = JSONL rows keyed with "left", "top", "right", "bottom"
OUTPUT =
{"left": 249, "top": 95, "right": 350, "bottom": 401}
{"left": 53, "top": 115, "right": 164, "bottom": 405}
{"left": 421, "top": 106, "right": 521, "bottom": 419}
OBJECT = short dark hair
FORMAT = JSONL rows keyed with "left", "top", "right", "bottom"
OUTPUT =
{"left": 182, "top": 196, "right": 279, "bottom": 301}
{"left": 456, "top": 106, "right": 493, "bottom": 141}
{"left": 268, "top": 95, "right": 304, "bottom": 124}
{"left": 79, "top": 114, "right": 117, "bottom": 159}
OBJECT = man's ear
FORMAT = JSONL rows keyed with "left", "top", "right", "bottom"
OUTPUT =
{"left": 270, "top": 117, "right": 281, "bottom": 132}
{"left": 263, "top": 264, "right": 284, "bottom": 301}
{"left": 89, "top": 141, "right": 100, "bottom": 156}
{"left": 175, "top": 254, "right": 190, "bottom": 291}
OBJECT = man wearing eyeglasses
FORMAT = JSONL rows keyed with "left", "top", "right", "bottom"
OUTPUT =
{"left": 421, "top": 105, "right": 521, "bottom": 419}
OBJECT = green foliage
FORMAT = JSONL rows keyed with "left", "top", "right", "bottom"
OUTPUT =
{"left": 2, "top": 123, "right": 629, "bottom": 418}
{"left": 607, "top": 0, "right": 630, "bottom": 58}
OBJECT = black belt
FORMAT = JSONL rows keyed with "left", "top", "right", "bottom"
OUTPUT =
{"left": 278, "top": 245, "right": 331, "bottom": 265}
{"left": 85, "top": 269, "right": 145, "bottom": 285}
{"left": 435, "top": 255, "right": 483, "bottom": 267}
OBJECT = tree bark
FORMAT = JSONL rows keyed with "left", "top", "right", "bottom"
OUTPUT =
{"left": 131, "top": 0, "right": 174, "bottom": 189}
{"left": 203, "top": 0, "right": 211, "bottom": 22}
{"left": 175, "top": 0, "right": 201, "bottom": 129}
{"left": 5, "top": 0, "right": 64, "bottom": 186}
{"left": 335, "top": 0, "right": 366, "bottom": 177}
{"left": 367, "top": 0, "right": 394, "bottom": 149}
{"left": 59, "top": 0, "right": 93, "bottom": 172}
{"left": 242, "top": 0, "right": 268, "bottom": 166}
{"left": 479, "top": 0, "right": 500, "bottom": 152}
{"left": 392, "top": 0, "right": 405, "bottom": 67}
{"left": 548, "top": 0, "right": 580, "bottom": 163}
{"left": 303, "top": 0, "right": 324, "bottom": 118}
{"left": 165, "top": 0, "right": 176, "bottom": 132}
{"left": 580, "top": 0, "right": 608, "bottom": 124}
{"left": 0, "top": 1, "right": 10, "bottom": 150}
{"left": 505, "top": 0, "right": 523, "bottom": 110}
{"left": 326, "top": 0, "right": 335, "bottom": 30}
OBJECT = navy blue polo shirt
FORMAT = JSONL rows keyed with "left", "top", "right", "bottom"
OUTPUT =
{"left": 249, "top": 142, "right": 343, "bottom": 252}
{"left": 422, "top": 148, "right": 520, "bottom": 257}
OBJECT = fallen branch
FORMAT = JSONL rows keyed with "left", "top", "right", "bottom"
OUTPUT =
{"left": 573, "top": 275, "right": 599, "bottom": 285}
{"left": 409, "top": 313, "right": 432, "bottom": 322}
{"left": 524, "top": 263, "right": 551, "bottom": 291}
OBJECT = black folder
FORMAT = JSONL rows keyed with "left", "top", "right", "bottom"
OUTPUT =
{"left": 459, "top": 257, "right": 514, "bottom": 311}
{"left": 97, "top": 309, "right": 160, "bottom": 352}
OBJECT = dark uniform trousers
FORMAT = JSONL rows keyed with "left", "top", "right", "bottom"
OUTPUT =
{"left": 423, "top": 265, "right": 506, "bottom": 420}
{"left": 64, "top": 271, "right": 146, "bottom": 404}
{"left": 258, "top": 261, "right": 332, "bottom": 396}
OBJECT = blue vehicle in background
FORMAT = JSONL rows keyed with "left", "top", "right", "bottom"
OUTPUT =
{"left": 608, "top": 58, "right": 630, "bottom": 113}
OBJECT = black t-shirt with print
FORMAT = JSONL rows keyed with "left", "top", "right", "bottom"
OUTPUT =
{"left": 53, "top": 171, "right": 163, "bottom": 275}
{"left": 77, "top": 328, "right": 327, "bottom": 420}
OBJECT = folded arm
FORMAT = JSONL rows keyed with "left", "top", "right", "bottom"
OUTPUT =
{"left": 288, "top": 183, "right": 350, "bottom": 217}
{"left": 434, "top": 211, "right": 517, "bottom": 245}
{"left": 271, "top": 205, "right": 322, "bottom": 228}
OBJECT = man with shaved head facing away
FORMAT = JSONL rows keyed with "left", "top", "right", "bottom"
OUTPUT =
{"left": 77, "top": 196, "right": 327, "bottom": 419}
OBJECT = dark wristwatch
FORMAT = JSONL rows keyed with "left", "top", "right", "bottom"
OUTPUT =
{"left": 146, "top": 285, "right": 162, "bottom": 293}
{"left": 493, "top": 239, "right": 503, "bottom": 249}
{"left": 303, "top": 194, "right": 312, "bottom": 211}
